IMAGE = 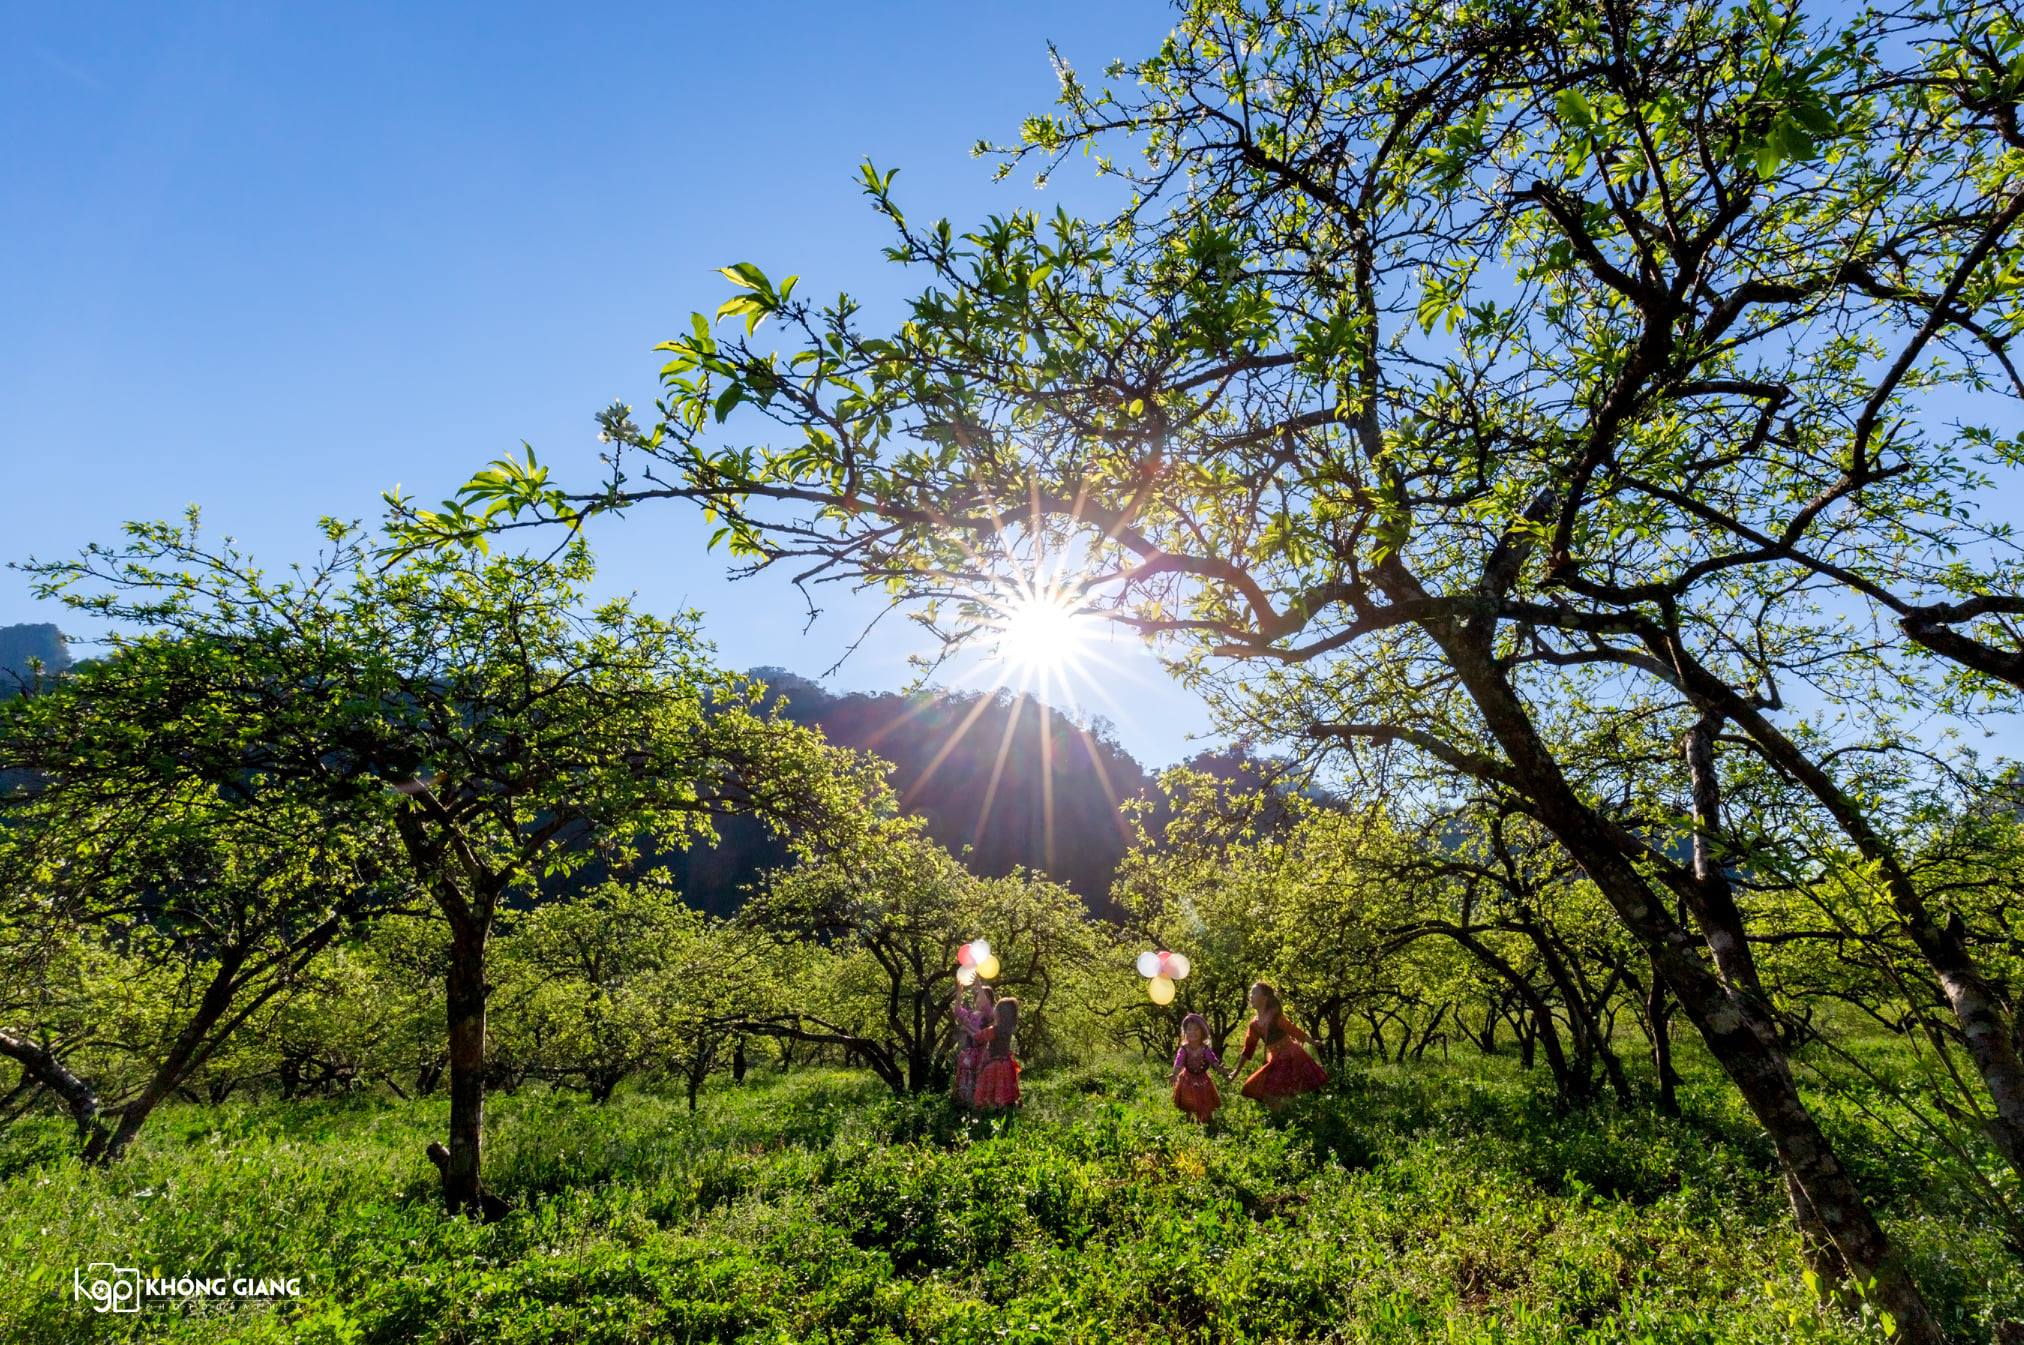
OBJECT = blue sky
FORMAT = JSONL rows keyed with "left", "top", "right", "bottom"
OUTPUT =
{"left": 0, "top": 1, "right": 1216, "bottom": 766}
{"left": 4, "top": 4, "right": 2018, "bottom": 771}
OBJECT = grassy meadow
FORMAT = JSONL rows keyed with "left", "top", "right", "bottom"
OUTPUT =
{"left": 5, "top": 1047, "right": 2019, "bottom": 1345}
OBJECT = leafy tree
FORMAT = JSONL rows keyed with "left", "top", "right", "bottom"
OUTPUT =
{"left": 0, "top": 634, "right": 410, "bottom": 1160}
{"left": 739, "top": 824, "right": 1095, "bottom": 1093}
{"left": 490, "top": 876, "right": 769, "bottom": 1108}
{"left": 16, "top": 517, "right": 886, "bottom": 1213}
{"left": 1123, "top": 774, "right": 1641, "bottom": 1104}
{"left": 251, "top": 911, "right": 451, "bottom": 1101}
{"left": 1114, "top": 769, "right": 1297, "bottom": 1056}
{"left": 404, "top": 1, "right": 2024, "bottom": 1328}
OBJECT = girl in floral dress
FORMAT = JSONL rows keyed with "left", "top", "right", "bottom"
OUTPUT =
{"left": 972, "top": 997, "right": 1022, "bottom": 1110}
{"left": 1171, "top": 1011, "right": 1231, "bottom": 1124}
{"left": 1236, "top": 981, "right": 1328, "bottom": 1110}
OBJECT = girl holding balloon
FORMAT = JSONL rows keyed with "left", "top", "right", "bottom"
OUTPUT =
{"left": 1236, "top": 981, "right": 1328, "bottom": 1109}
{"left": 951, "top": 938, "right": 1000, "bottom": 1108}
{"left": 950, "top": 982, "right": 994, "bottom": 1107}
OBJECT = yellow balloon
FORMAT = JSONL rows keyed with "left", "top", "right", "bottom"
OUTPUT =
{"left": 1147, "top": 974, "right": 1176, "bottom": 1005}
{"left": 976, "top": 953, "right": 1001, "bottom": 980}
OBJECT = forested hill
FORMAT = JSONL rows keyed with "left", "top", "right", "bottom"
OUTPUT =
{"left": 0, "top": 623, "right": 69, "bottom": 692}
{"left": 666, "top": 669, "right": 1160, "bottom": 916}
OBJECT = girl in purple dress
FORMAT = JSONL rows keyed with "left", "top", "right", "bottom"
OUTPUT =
{"left": 950, "top": 984, "right": 995, "bottom": 1107}
{"left": 1171, "top": 1012, "right": 1232, "bottom": 1124}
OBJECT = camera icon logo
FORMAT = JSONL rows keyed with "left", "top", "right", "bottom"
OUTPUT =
{"left": 74, "top": 1263, "right": 140, "bottom": 1313}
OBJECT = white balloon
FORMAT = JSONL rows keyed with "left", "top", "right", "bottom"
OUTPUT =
{"left": 1135, "top": 950, "right": 1162, "bottom": 978}
{"left": 957, "top": 965, "right": 978, "bottom": 986}
{"left": 1147, "top": 974, "right": 1177, "bottom": 1005}
{"left": 1167, "top": 953, "right": 1192, "bottom": 980}
{"left": 970, "top": 938, "right": 992, "bottom": 962}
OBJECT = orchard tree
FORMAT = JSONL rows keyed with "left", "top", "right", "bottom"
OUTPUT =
{"left": 402, "top": 1, "right": 2024, "bottom": 1330}
{"left": 0, "top": 635, "right": 411, "bottom": 1160}
{"left": 21, "top": 517, "right": 887, "bottom": 1214}
{"left": 739, "top": 824, "right": 1095, "bottom": 1093}
{"left": 491, "top": 876, "right": 769, "bottom": 1108}
{"left": 1113, "top": 770, "right": 1288, "bottom": 1054}
{"left": 251, "top": 922, "right": 448, "bottom": 1100}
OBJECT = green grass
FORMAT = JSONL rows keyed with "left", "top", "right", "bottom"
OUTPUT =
{"left": 2, "top": 1054, "right": 2017, "bottom": 1344}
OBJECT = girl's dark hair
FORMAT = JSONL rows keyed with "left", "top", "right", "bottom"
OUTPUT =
{"left": 1180, "top": 1012, "right": 1209, "bottom": 1041}
{"left": 990, "top": 997, "right": 1020, "bottom": 1058}
{"left": 1250, "top": 981, "right": 1282, "bottom": 1018}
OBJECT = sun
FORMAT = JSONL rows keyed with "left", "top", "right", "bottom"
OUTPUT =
{"left": 985, "top": 587, "right": 1094, "bottom": 684}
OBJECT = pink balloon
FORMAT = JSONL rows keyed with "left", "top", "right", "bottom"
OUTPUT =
{"left": 957, "top": 943, "right": 977, "bottom": 967}
{"left": 1156, "top": 951, "right": 1177, "bottom": 977}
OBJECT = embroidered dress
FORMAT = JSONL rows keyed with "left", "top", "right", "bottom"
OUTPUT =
{"left": 972, "top": 1025, "right": 1021, "bottom": 1109}
{"left": 951, "top": 1004, "right": 989, "bottom": 1106}
{"left": 1238, "top": 1016, "right": 1328, "bottom": 1101}
{"left": 1172, "top": 1043, "right": 1222, "bottom": 1121}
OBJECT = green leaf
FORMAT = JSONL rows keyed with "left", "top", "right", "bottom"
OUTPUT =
{"left": 1554, "top": 88, "right": 1594, "bottom": 129}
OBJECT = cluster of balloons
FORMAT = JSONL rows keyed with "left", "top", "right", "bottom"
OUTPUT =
{"left": 1135, "top": 949, "right": 1193, "bottom": 1004}
{"left": 955, "top": 938, "right": 1000, "bottom": 986}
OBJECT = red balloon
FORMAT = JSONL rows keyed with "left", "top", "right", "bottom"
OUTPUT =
{"left": 1156, "top": 951, "right": 1177, "bottom": 977}
{"left": 956, "top": 943, "right": 977, "bottom": 967}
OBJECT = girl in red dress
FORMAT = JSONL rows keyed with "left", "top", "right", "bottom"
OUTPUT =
{"left": 950, "top": 984, "right": 994, "bottom": 1107}
{"left": 971, "top": 997, "right": 1022, "bottom": 1110}
{"left": 1236, "top": 981, "right": 1328, "bottom": 1110}
{"left": 1171, "top": 1011, "right": 1232, "bottom": 1124}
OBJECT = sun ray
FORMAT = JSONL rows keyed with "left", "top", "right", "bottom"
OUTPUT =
{"left": 1039, "top": 693, "right": 1057, "bottom": 875}
{"left": 970, "top": 692, "right": 1025, "bottom": 853}
{"left": 902, "top": 682, "right": 1013, "bottom": 809}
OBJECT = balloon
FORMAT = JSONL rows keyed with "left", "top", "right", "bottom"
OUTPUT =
{"left": 1167, "top": 953, "right": 1192, "bottom": 980}
{"left": 970, "top": 938, "right": 992, "bottom": 962}
{"left": 976, "top": 953, "right": 1001, "bottom": 980}
{"left": 957, "top": 965, "right": 978, "bottom": 986}
{"left": 1147, "top": 974, "right": 1176, "bottom": 1005}
{"left": 957, "top": 943, "right": 977, "bottom": 967}
{"left": 1135, "top": 950, "right": 1162, "bottom": 978}
{"left": 1155, "top": 951, "right": 1178, "bottom": 977}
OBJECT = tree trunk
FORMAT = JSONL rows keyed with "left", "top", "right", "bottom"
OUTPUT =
{"left": 440, "top": 918, "right": 489, "bottom": 1217}
{"left": 0, "top": 1030, "right": 108, "bottom": 1153}
{"left": 1647, "top": 963, "right": 1679, "bottom": 1117}
{"left": 416, "top": 1056, "right": 445, "bottom": 1095}
{"left": 97, "top": 949, "right": 250, "bottom": 1162}
{"left": 1409, "top": 1004, "right": 1449, "bottom": 1061}
{"left": 1785, "top": 1169, "right": 1851, "bottom": 1295}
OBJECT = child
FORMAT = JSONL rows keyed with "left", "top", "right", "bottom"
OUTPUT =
{"left": 950, "top": 984, "right": 995, "bottom": 1107}
{"left": 1171, "top": 1012, "right": 1231, "bottom": 1125}
{"left": 1236, "top": 981, "right": 1328, "bottom": 1110}
{"left": 971, "top": 997, "right": 1021, "bottom": 1110}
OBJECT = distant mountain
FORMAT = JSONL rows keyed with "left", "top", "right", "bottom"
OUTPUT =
{"left": 663, "top": 670, "right": 1164, "bottom": 917}
{"left": 0, "top": 623, "right": 70, "bottom": 694}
